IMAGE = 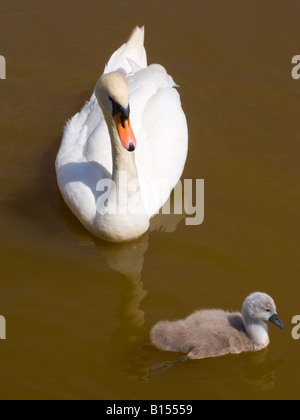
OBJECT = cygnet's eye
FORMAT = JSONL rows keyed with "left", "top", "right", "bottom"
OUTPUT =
{"left": 265, "top": 309, "right": 271, "bottom": 313}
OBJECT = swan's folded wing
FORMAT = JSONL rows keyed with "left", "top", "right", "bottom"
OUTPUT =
{"left": 56, "top": 95, "right": 112, "bottom": 230}
{"left": 128, "top": 64, "right": 188, "bottom": 217}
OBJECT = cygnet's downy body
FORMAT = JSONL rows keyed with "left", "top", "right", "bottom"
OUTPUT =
{"left": 150, "top": 293, "right": 284, "bottom": 360}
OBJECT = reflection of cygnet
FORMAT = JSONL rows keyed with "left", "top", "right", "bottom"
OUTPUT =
{"left": 150, "top": 293, "right": 284, "bottom": 360}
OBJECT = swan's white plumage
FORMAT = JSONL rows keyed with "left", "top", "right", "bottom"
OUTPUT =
{"left": 104, "top": 27, "right": 147, "bottom": 74}
{"left": 56, "top": 27, "right": 188, "bottom": 242}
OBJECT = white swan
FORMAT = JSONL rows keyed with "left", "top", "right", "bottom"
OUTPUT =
{"left": 150, "top": 292, "right": 284, "bottom": 359}
{"left": 56, "top": 27, "right": 188, "bottom": 242}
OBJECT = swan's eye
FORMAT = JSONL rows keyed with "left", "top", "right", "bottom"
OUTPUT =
{"left": 265, "top": 309, "right": 271, "bottom": 313}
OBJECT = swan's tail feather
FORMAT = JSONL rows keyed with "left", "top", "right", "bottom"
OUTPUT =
{"left": 127, "top": 26, "right": 145, "bottom": 45}
{"left": 104, "top": 26, "right": 147, "bottom": 75}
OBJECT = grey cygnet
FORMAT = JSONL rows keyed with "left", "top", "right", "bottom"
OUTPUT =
{"left": 150, "top": 292, "right": 284, "bottom": 360}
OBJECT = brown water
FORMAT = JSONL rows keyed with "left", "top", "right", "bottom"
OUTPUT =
{"left": 0, "top": 0, "right": 300, "bottom": 400}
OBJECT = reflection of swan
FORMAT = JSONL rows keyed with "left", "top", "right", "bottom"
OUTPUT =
{"left": 59, "top": 201, "right": 151, "bottom": 381}
{"left": 150, "top": 293, "right": 284, "bottom": 359}
{"left": 242, "top": 349, "right": 284, "bottom": 391}
{"left": 56, "top": 27, "right": 188, "bottom": 242}
{"left": 149, "top": 348, "right": 284, "bottom": 391}
{"left": 105, "top": 270, "right": 150, "bottom": 383}
{"left": 102, "top": 234, "right": 150, "bottom": 383}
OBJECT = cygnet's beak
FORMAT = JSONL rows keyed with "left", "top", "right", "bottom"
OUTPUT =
{"left": 269, "top": 314, "right": 285, "bottom": 329}
{"left": 113, "top": 104, "right": 137, "bottom": 152}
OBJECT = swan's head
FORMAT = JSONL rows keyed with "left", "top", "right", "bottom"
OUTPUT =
{"left": 242, "top": 292, "right": 284, "bottom": 329}
{"left": 95, "top": 72, "right": 136, "bottom": 152}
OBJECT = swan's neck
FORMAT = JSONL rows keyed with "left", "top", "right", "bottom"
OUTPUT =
{"left": 242, "top": 311, "right": 270, "bottom": 350}
{"left": 109, "top": 121, "right": 139, "bottom": 182}
{"left": 108, "top": 119, "right": 143, "bottom": 213}
{"left": 93, "top": 113, "right": 149, "bottom": 242}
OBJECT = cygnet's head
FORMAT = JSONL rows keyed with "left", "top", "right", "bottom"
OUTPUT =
{"left": 95, "top": 72, "right": 136, "bottom": 152}
{"left": 242, "top": 292, "right": 284, "bottom": 329}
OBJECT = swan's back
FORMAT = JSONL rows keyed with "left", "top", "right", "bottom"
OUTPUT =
{"left": 151, "top": 309, "right": 253, "bottom": 360}
{"left": 56, "top": 26, "right": 188, "bottom": 235}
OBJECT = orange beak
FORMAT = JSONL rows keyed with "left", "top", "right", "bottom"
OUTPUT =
{"left": 114, "top": 113, "right": 137, "bottom": 152}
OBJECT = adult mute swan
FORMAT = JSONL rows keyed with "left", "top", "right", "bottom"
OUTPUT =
{"left": 56, "top": 27, "right": 188, "bottom": 242}
{"left": 150, "top": 293, "right": 284, "bottom": 359}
